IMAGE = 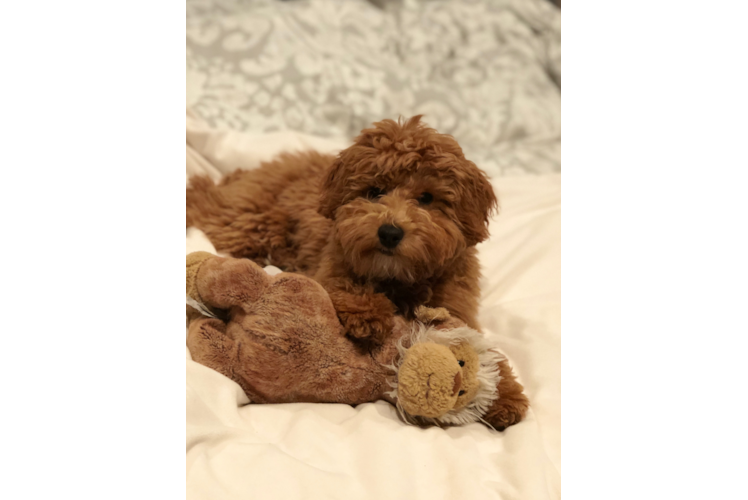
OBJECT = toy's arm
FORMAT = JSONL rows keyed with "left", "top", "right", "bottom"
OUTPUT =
{"left": 482, "top": 358, "right": 530, "bottom": 430}
{"left": 187, "top": 252, "right": 270, "bottom": 312}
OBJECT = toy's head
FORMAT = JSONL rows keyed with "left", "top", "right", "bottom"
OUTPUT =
{"left": 386, "top": 323, "right": 503, "bottom": 426}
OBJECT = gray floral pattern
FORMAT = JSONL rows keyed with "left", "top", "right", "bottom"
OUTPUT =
{"left": 187, "top": 0, "right": 560, "bottom": 177}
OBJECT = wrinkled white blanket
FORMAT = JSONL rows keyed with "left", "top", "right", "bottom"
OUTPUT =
{"left": 186, "top": 113, "right": 560, "bottom": 499}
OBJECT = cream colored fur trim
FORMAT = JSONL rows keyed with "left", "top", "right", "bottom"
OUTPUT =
{"left": 384, "top": 323, "right": 503, "bottom": 426}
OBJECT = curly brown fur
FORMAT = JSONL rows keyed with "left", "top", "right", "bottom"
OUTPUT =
{"left": 186, "top": 116, "right": 498, "bottom": 345}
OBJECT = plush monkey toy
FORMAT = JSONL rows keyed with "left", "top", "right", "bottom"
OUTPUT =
{"left": 186, "top": 252, "right": 529, "bottom": 429}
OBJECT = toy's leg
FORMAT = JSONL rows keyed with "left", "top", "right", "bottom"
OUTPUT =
{"left": 186, "top": 317, "right": 237, "bottom": 382}
{"left": 194, "top": 256, "right": 270, "bottom": 311}
{"left": 483, "top": 359, "right": 530, "bottom": 430}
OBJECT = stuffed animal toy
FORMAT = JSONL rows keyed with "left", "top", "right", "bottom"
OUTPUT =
{"left": 186, "top": 251, "right": 529, "bottom": 429}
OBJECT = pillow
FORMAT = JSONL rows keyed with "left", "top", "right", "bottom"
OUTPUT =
{"left": 186, "top": 0, "right": 561, "bottom": 176}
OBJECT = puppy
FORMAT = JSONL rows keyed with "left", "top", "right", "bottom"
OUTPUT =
{"left": 186, "top": 116, "right": 498, "bottom": 346}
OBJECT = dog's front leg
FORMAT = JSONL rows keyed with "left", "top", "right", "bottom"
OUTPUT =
{"left": 422, "top": 248, "right": 483, "bottom": 330}
{"left": 428, "top": 276, "right": 481, "bottom": 331}
{"left": 322, "top": 278, "right": 396, "bottom": 346}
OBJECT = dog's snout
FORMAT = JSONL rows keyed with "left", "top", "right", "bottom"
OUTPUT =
{"left": 378, "top": 224, "right": 404, "bottom": 249}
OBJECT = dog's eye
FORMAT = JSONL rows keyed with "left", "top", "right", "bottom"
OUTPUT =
{"left": 365, "top": 187, "right": 384, "bottom": 200}
{"left": 459, "top": 390, "right": 466, "bottom": 396}
{"left": 418, "top": 192, "right": 434, "bottom": 205}
{"left": 458, "top": 360, "right": 465, "bottom": 367}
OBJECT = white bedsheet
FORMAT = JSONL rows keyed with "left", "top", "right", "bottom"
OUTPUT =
{"left": 186, "top": 116, "right": 560, "bottom": 499}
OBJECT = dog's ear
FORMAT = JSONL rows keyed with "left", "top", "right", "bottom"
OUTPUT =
{"left": 319, "top": 128, "right": 380, "bottom": 218}
{"left": 458, "top": 163, "right": 498, "bottom": 246}
{"left": 318, "top": 156, "right": 347, "bottom": 219}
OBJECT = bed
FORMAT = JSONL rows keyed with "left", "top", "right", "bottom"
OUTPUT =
{"left": 186, "top": 0, "right": 560, "bottom": 498}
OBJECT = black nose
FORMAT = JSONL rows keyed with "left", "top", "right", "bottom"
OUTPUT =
{"left": 378, "top": 224, "right": 404, "bottom": 249}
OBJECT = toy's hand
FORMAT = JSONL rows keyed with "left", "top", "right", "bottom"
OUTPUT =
{"left": 187, "top": 251, "right": 216, "bottom": 302}
{"left": 187, "top": 252, "right": 222, "bottom": 321}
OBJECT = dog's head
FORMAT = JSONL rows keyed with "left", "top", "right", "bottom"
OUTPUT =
{"left": 319, "top": 116, "right": 498, "bottom": 283}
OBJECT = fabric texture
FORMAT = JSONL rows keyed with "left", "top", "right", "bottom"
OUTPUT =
{"left": 187, "top": 0, "right": 560, "bottom": 177}
{"left": 185, "top": 116, "right": 560, "bottom": 499}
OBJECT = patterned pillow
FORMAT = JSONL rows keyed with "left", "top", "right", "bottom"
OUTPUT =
{"left": 187, "top": 0, "right": 560, "bottom": 176}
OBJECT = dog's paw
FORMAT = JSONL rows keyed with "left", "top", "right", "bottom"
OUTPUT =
{"left": 339, "top": 310, "right": 394, "bottom": 345}
{"left": 326, "top": 288, "right": 396, "bottom": 346}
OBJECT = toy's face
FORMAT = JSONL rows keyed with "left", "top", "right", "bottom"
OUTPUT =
{"left": 397, "top": 341, "right": 481, "bottom": 419}
{"left": 449, "top": 342, "right": 480, "bottom": 411}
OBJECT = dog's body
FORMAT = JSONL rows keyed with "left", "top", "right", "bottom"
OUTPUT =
{"left": 187, "top": 117, "right": 498, "bottom": 346}
{"left": 187, "top": 151, "right": 334, "bottom": 275}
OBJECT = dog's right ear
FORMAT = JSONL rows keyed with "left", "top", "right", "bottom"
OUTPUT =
{"left": 318, "top": 156, "right": 347, "bottom": 219}
{"left": 319, "top": 124, "right": 386, "bottom": 219}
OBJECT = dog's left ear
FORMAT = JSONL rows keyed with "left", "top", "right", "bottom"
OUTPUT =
{"left": 459, "top": 162, "right": 498, "bottom": 246}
